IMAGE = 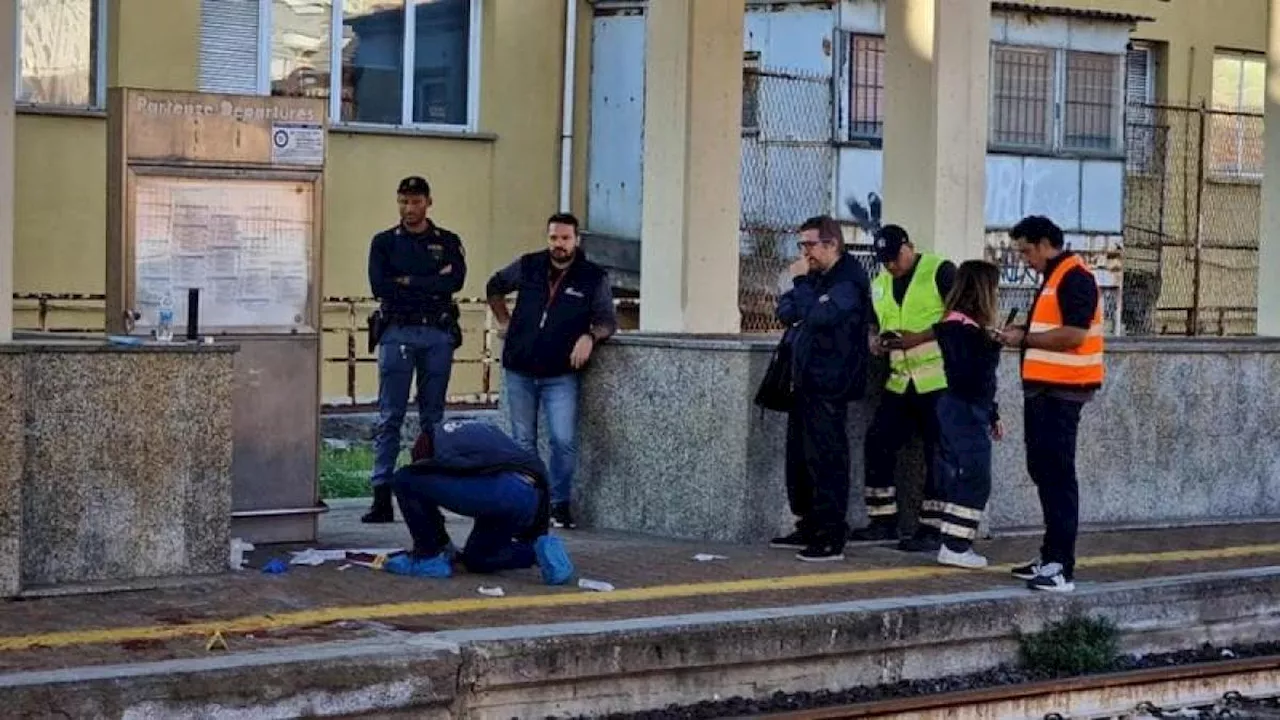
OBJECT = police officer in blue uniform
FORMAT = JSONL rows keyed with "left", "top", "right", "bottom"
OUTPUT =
{"left": 364, "top": 176, "right": 467, "bottom": 524}
{"left": 385, "top": 419, "right": 575, "bottom": 585}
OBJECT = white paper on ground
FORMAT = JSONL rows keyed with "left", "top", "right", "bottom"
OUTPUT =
{"left": 578, "top": 578, "right": 615, "bottom": 592}
{"left": 692, "top": 553, "right": 728, "bottom": 562}
{"left": 477, "top": 586, "right": 505, "bottom": 597}
{"left": 229, "top": 538, "right": 255, "bottom": 571}
{"left": 289, "top": 548, "right": 405, "bottom": 566}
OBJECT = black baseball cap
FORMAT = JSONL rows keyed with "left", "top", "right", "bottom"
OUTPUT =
{"left": 873, "top": 224, "right": 910, "bottom": 263}
{"left": 397, "top": 176, "right": 431, "bottom": 196}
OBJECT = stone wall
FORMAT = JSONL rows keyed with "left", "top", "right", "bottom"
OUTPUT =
{"left": 0, "top": 340, "right": 236, "bottom": 595}
{"left": 577, "top": 334, "right": 1280, "bottom": 543}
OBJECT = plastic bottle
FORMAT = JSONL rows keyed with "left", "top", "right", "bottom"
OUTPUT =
{"left": 156, "top": 295, "right": 174, "bottom": 342}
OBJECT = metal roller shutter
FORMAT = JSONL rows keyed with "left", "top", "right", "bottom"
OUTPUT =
{"left": 199, "top": 0, "right": 262, "bottom": 94}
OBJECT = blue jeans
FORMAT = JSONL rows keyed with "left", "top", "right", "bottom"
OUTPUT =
{"left": 391, "top": 468, "right": 539, "bottom": 573}
{"left": 371, "top": 324, "right": 455, "bottom": 487}
{"left": 503, "top": 370, "right": 580, "bottom": 504}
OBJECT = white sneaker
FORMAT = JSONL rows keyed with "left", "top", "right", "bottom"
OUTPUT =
{"left": 937, "top": 546, "right": 989, "bottom": 569}
{"left": 1027, "top": 562, "right": 1075, "bottom": 593}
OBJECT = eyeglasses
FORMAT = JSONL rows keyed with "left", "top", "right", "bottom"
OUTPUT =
{"left": 796, "top": 240, "right": 820, "bottom": 251}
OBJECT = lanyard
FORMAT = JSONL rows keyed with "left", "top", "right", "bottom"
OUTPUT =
{"left": 540, "top": 270, "right": 568, "bottom": 329}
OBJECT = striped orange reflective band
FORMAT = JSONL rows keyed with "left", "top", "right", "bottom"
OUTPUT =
{"left": 1022, "top": 254, "right": 1105, "bottom": 387}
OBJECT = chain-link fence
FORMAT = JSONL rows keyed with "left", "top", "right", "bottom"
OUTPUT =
{"left": 739, "top": 66, "right": 835, "bottom": 333}
{"left": 1123, "top": 103, "right": 1260, "bottom": 336}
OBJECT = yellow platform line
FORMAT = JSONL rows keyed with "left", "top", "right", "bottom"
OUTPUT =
{"left": 1, "top": 542, "right": 1278, "bottom": 654}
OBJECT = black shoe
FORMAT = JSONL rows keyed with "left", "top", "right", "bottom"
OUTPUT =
{"left": 1011, "top": 559, "right": 1043, "bottom": 581}
{"left": 796, "top": 541, "right": 845, "bottom": 563}
{"left": 770, "top": 529, "right": 811, "bottom": 550}
{"left": 897, "top": 529, "right": 942, "bottom": 553}
{"left": 361, "top": 485, "right": 395, "bottom": 524}
{"left": 551, "top": 502, "right": 576, "bottom": 530}
{"left": 849, "top": 522, "right": 898, "bottom": 543}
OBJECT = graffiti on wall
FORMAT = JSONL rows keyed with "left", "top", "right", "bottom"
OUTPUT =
{"left": 841, "top": 189, "right": 1122, "bottom": 289}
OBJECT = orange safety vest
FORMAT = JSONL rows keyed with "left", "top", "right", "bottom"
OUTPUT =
{"left": 1022, "top": 254, "right": 1105, "bottom": 387}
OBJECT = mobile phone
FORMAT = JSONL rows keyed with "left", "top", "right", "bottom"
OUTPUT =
{"left": 879, "top": 330, "right": 903, "bottom": 350}
{"left": 1003, "top": 308, "right": 1018, "bottom": 329}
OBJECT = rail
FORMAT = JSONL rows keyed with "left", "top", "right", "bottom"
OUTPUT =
{"left": 11, "top": 292, "right": 640, "bottom": 410}
{"left": 746, "top": 655, "right": 1280, "bottom": 719}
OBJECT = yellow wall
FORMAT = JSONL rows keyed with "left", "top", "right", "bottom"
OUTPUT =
{"left": 1053, "top": 0, "right": 1267, "bottom": 105}
{"left": 17, "top": 0, "right": 1270, "bottom": 384}
{"left": 14, "top": 0, "right": 577, "bottom": 404}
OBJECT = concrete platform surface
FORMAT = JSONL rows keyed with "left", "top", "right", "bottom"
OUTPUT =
{"left": 3, "top": 503, "right": 1280, "bottom": 717}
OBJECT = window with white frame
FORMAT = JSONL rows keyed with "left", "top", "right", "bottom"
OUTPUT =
{"left": 989, "top": 44, "right": 1124, "bottom": 154}
{"left": 199, "top": 0, "right": 481, "bottom": 130}
{"left": 1209, "top": 50, "right": 1264, "bottom": 178}
{"left": 17, "top": 0, "right": 106, "bottom": 108}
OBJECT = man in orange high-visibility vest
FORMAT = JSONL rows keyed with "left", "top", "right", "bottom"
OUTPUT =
{"left": 996, "top": 215, "right": 1104, "bottom": 594}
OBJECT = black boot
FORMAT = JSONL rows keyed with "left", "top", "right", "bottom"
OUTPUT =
{"left": 551, "top": 502, "right": 576, "bottom": 530}
{"left": 897, "top": 525, "right": 942, "bottom": 553}
{"left": 361, "top": 485, "right": 395, "bottom": 524}
{"left": 849, "top": 518, "right": 898, "bottom": 542}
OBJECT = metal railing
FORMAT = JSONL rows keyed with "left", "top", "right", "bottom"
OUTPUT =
{"left": 12, "top": 292, "right": 641, "bottom": 410}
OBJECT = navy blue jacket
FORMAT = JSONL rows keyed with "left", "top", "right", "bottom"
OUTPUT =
{"left": 934, "top": 317, "right": 1002, "bottom": 422}
{"left": 368, "top": 222, "right": 466, "bottom": 320}
{"left": 486, "top": 250, "right": 616, "bottom": 378}
{"left": 776, "top": 253, "right": 873, "bottom": 400}
{"left": 406, "top": 420, "right": 551, "bottom": 540}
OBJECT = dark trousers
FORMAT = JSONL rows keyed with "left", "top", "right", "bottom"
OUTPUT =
{"left": 863, "top": 386, "right": 942, "bottom": 532}
{"left": 1024, "top": 392, "right": 1084, "bottom": 578}
{"left": 785, "top": 392, "right": 850, "bottom": 543}
{"left": 934, "top": 392, "right": 993, "bottom": 553}
{"left": 391, "top": 469, "right": 539, "bottom": 573}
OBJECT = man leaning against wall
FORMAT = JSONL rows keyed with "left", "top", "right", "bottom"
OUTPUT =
{"left": 363, "top": 176, "right": 468, "bottom": 524}
{"left": 997, "top": 215, "right": 1105, "bottom": 594}
{"left": 486, "top": 213, "right": 618, "bottom": 530}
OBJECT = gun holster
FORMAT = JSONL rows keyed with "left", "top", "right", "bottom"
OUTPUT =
{"left": 367, "top": 309, "right": 387, "bottom": 354}
{"left": 444, "top": 302, "right": 463, "bottom": 350}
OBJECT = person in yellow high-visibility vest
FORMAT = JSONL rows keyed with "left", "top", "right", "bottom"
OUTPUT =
{"left": 853, "top": 224, "right": 957, "bottom": 553}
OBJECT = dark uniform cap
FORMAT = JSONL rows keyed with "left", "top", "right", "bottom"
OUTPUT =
{"left": 397, "top": 176, "right": 431, "bottom": 196}
{"left": 873, "top": 224, "right": 910, "bottom": 263}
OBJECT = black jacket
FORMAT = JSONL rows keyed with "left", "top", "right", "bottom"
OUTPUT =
{"left": 367, "top": 222, "right": 466, "bottom": 320}
{"left": 776, "top": 253, "right": 873, "bottom": 400}
{"left": 487, "top": 250, "right": 612, "bottom": 378}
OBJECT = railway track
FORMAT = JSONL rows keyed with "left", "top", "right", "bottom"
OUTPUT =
{"left": 744, "top": 656, "right": 1280, "bottom": 719}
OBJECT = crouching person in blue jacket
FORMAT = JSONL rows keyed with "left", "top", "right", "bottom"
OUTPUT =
{"left": 383, "top": 419, "right": 575, "bottom": 585}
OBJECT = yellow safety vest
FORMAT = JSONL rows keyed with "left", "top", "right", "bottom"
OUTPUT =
{"left": 871, "top": 253, "right": 948, "bottom": 394}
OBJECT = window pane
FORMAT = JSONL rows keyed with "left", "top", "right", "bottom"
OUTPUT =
{"left": 412, "top": 0, "right": 471, "bottom": 125}
{"left": 271, "top": 0, "right": 333, "bottom": 104}
{"left": 19, "top": 0, "right": 98, "bottom": 106}
{"left": 1211, "top": 55, "right": 1243, "bottom": 110}
{"left": 990, "top": 45, "right": 1052, "bottom": 148}
{"left": 342, "top": 0, "right": 405, "bottom": 124}
{"left": 1240, "top": 57, "right": 1265, "bottom": 113}
{"left": 1063, "top": 51, "right": 1119, "bottom": 151}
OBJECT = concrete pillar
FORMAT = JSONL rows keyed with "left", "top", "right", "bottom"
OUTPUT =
{"left": 881, "top": 0, "right": 989, "bottom": 261}
{"left": 638, "top": 0, "right": 744, "bottom": 333}
{"left": 1260, "top": 0, "right": 1280, "bottom": 335}
{"left": 0, "top": 0, "right": 14, "bottom": 342}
